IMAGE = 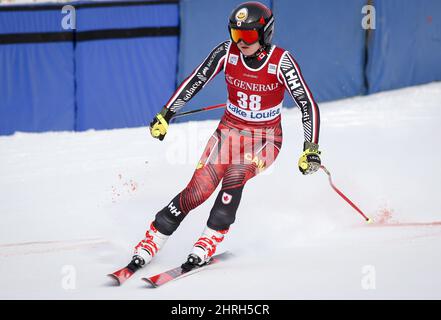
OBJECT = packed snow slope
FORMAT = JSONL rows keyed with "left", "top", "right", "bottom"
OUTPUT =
{"left": 1, "top": 82, "right": 440, "bottom": 299}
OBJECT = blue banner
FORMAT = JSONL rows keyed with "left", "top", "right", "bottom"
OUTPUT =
{"left": 75, "top": 37, "right": 179, "bottom": 131}
{"left": 366, "top": 0, "right": 441, "bottom": 93}
{"left": 0, "top": 1, "right": 179, "bottom": 134}
{"left": 74, "top": 3, "right": 179, "bottom": 130}
{"left": 273, "top": 0, "right": 367, "bottom": 106}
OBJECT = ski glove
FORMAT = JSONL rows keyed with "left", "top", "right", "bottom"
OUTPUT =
{"left": 149, "top": 107, "right": 175, "bottom": 141}
{"left": 298, "top": 141, "right": 321, "bottom": 175}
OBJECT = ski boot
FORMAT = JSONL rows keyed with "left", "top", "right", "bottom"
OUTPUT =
{"left": 108, "top": 222, "right": 169, "bottom": 285}
{"left": 181, "top": 226, "right": 228, "bottom": 272}
{"left": 133, "top": 222, "right": 169, "bottom": 267}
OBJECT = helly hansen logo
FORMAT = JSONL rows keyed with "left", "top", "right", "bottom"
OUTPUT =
{"left": 285, "top": 69, "right": 301, "bottom": 90}
{"left": 168, "top": 202, "right": 181, "bottom": 217}
{"left": 279, "top": 54, "right": 305, "bottom": 97}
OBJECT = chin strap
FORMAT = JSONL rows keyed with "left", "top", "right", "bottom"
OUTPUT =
{"left": 243, "top": 44, "right": 270, "bottom": 59}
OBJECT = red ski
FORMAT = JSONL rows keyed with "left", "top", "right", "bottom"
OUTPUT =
{"left": 107, "top": 257, "right": 144, "bottom": 286}
{"left": 142, "top": 251, "right": 232, "bottom": 288}
{"left": 107, "top": 267, "right": 136, "bottom": 286}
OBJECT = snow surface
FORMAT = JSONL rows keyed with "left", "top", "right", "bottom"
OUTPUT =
{"left": 1, "top": 82, "right": 441, "bottom": 299}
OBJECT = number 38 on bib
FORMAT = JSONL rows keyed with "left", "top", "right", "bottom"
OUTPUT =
{"left": 224, "top": 43, "right": 286, "bottom": 126}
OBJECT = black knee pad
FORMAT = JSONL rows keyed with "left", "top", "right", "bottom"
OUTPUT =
{"left": 153, "top": 194, "right": 186, "bottom": 236}
{"left": 207, "top": 186, "right": 244, "bottom": 231}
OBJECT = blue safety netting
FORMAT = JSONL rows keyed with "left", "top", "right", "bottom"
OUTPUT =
{"left": 366, "top": 0, "right": 441, "bottom": 94}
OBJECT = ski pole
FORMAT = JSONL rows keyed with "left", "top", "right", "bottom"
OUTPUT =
{"left": 171, "top": 103, "right": 226, "bottom": 121}
{"left": 320, "top": 165, "right": 372, "bottom": 223}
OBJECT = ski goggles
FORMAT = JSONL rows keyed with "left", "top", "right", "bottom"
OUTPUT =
{"left": 229, "top": 28, "right": 260, "bottom": 45}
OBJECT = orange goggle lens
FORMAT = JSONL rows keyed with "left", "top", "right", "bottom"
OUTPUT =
{"left": 230, "top": 28, "right": 260, "bottom": 45}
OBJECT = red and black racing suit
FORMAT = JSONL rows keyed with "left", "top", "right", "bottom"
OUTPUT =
{"left": 152, "top": 40, "right": 320, "bottom": 235}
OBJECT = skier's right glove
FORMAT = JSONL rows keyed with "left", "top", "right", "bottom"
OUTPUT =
{"left": 149, "top": 107, "right": 175, "bottom": 141}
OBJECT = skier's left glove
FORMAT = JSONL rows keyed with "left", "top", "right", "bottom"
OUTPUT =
{"left": 298, "top": 141, "right": 321, "bottom": 175}
{"left": 149, "top": 107, "right": 175, "bottom": 141}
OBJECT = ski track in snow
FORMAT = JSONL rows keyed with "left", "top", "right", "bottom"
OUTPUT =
{"left": 0, "top": 238, "right": 109, "bottom": 257}
{"left": 1, "top": 82, "right": 441, "bottom": 299}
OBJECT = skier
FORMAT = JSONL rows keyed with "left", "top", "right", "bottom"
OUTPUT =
{"left": 132, "top": 1, "right": 321, "bottom": 271}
